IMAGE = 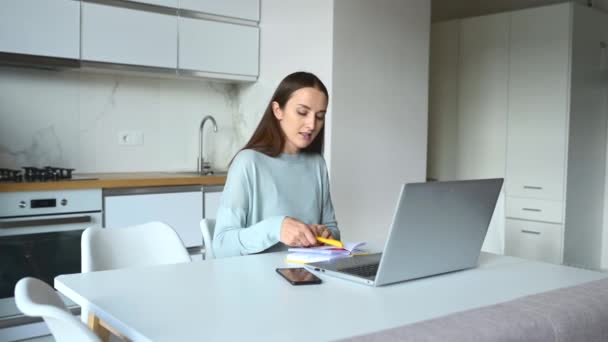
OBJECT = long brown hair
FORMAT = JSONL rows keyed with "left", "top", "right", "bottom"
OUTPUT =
{"left": 239, "top": 72, "right": 329, "bottom": 158}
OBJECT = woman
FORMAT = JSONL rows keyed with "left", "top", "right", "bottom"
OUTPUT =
{"left": 213, "top": 72, "right": 340, "bottom": 258}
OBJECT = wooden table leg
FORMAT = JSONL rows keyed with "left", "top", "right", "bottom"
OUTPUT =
{"left": 87, "top": 312, "right": 131, "bottom": 342}
{"left": 100, "top": 319, "right": 131, "bottom": 341}
{"left": 88, "top": 313, "right": 110, "bottom": 342}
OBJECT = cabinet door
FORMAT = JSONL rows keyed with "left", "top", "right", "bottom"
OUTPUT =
{"left": 506, "top": 4, "right": 571, "bottom": 201}
{"left": 505, "top": 218, "right": 563, "bottom": 264}
{"left": 456, "top": 13, "right": 509, "bottom": 181}
{"left": 81, "top": 2, "right": 177, "bottom": 68}
{"left": 0, "top": 0, "right": 79, "bottom": 58}
{"left": 179, "top": 17, "right": 259, "bottom": 77}
{"left": 203, "top": 188, "right": 222, "bottom": 219}
{"left": 104, "top": 190, "right": 203, "bottom": 248}
{"left": 180, "top": 0, "right": 259, "bottom": 22}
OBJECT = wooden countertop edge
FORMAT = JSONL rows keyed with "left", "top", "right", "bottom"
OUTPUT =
{"left": 0, "top": 176, "right": 227, "bottom": 192}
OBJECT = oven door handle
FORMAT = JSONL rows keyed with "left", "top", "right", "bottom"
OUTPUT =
{"left": 0, "top": 215, "right": 92, "bottom": 229}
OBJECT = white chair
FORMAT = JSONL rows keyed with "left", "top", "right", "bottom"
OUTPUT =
{"left": 81, "top": 221, "right": 191, "bottom": 272}
{"left": 14, "top": 277, "right": 101, "bottom": 342}
{"left": 80, "top": 222, "right": 191, "bottom": 339}
{"left": 200, "top": 218, "right": 216, "bottom": 260}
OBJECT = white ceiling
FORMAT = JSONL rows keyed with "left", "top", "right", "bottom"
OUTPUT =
{"left": 432, "top": 0, "right": 608, "bottom": 21}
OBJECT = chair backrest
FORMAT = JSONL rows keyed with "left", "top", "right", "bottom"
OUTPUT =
{"left": 14, "top": 277, "right": 101, "bottom": 342}
{"left": 81, "top": 221, "right": 191, "bottom": 272}
{"left": 200, "top": 218, "right": 216, "bottom": 259}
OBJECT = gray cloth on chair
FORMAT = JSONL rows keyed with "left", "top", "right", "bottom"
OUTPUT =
{"left": 340, "top": 277, "right": 608, "bottom": 342}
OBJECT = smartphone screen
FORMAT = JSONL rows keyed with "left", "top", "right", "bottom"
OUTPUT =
{"left": 276, "top": 267, "right": 322, "bottom": 285}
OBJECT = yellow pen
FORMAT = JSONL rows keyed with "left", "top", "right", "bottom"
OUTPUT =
{"left": 316, "top": 236, "right": 344, "bottom": 248}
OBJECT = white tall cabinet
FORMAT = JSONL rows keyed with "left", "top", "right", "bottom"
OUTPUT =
{"left": 505, "top": 4, "right": 608, "bottom": 270}
{"left": 504, "top": 5, "right": 571, "bottom": 265}
{"left": 428, "top": 13, "right": 509, "bottom": 254}
{"left": 428, "top": 3, "right": 608, "bottom": 269}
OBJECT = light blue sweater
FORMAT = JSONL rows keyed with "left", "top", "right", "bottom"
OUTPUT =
{"left": 212, "top": 149, "right": 340, "bottom": 258}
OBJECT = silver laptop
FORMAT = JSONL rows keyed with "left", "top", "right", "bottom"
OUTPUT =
{"left": 305, "top": 178, "right": 503, "bottom": 286}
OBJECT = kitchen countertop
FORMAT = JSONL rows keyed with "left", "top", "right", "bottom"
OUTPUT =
{"left": 0, "top": 172, "right": 227, "bottom": 192}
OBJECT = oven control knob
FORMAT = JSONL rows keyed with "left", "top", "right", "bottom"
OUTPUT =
{"left": 18, "top": 201, "right": 26, "bottom": 208}
{"left": 61, "top": 199, "right": 68, "bottom": 206}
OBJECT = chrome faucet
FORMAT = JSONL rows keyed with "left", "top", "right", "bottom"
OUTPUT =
{"left": 198, "top": 115, "right": 218, "bottom": 174}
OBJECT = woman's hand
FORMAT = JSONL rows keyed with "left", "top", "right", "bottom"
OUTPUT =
{"left": 280, "top": 217, "right": 318, "bottom": 247}
{"left": 310, "top": 224, "right": 334, "bottom": 239}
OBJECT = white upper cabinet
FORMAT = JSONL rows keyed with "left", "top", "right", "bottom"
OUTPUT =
{"left": 1, "top": 0, "right": 259, "bottom": 81}
{"left": 0, "top": 0, "right": 79, "bottom": 59}
{"left": 180, "top": 0, "right": 260, "bottom": 21}
{"left": 505, "top": 5, "right": 571, "bottom": 201}
{"left": 179, "top": 18, "right": 259, "bottom": 77}
{"left": 81, "top": 2, "right": 177, "bottom": 68}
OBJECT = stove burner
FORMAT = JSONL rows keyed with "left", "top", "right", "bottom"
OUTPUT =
{"left": 0, "top": 168, "right": 23, "bottom": 182}
{"left": 0, "top": 167, "right": 76, "bottom": 182}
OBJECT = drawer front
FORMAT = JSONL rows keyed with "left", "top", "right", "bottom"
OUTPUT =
{"left": 505, "top": 219, "right": 563, "bottom": 264}
{"left": 505, "top": 175, "right": 565, "bottom": 201}
{"left": 506, "top": 197, "right": 563, "bottom": 223}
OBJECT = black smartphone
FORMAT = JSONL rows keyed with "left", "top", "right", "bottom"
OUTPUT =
{"left": 276, "top": 267, "right": 322, "bottom": 285}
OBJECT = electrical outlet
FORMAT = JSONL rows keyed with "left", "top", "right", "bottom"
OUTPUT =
{"left": 118, "top": 131, "right": 144, "bottom": 145}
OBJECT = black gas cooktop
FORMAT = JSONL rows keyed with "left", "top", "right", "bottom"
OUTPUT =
{"left": 0, "top": 167, "right": 80, "bottom": 182}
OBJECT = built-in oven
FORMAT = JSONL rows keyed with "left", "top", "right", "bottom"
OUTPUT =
{"left": 0, "top": 189, "right": 102, "bottom": 341}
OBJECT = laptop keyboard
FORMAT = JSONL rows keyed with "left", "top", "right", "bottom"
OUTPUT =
{"left": 340, "top": 263, "right": 379, "bottom": 278}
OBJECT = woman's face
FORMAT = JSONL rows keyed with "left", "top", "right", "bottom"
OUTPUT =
{"left": 272, "top": 87, "right": 327, "bottom": 154}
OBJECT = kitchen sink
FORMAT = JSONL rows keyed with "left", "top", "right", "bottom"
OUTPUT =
{"left": 161, "top": 170, "right": 228, "bottom": 177}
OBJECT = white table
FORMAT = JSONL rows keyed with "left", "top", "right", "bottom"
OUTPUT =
{"left": 55, "top": 252, "right": 607, "bottom": 342}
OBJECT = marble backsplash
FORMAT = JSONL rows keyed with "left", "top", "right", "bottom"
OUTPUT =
{"left": 0, "top": 65, "right": 267, "bottom": 173}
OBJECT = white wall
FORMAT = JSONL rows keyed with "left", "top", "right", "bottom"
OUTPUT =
{"left": 237, "top": 0, "right": 334, "bottom": 168}
{"left": 0, "top": 67, "right": 241, "bottom": 172}
{"left": 427, "top": 20, "right": 460, "bottom": 182}
{"left": 0, "top": 1, "right": 334, "bottom": 173}
{"left": 330, "top": 0, "right": 430, "bottom": 248}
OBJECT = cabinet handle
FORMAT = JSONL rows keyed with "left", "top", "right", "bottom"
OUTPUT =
{"left": 523, "top": 185, "right": 543, "bottom": 190}
{"left": 601, "top": 41, "right": 607, "bottom": 70}
{"left": 0, "top": 215, "right": 92, "bottom": 229}
{"left": 522, "top": 208, "right": 542, "bottom": 212}
{"left": 521, "top": 229, "right": 541, "bottom": 235}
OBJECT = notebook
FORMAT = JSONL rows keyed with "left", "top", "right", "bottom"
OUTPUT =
{"left": 304, "top": 178, "right": 504, "bottom": 286}
{"left": 285, "top": 241, "right": 367, "bottom": 264}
